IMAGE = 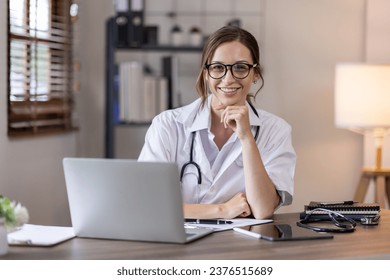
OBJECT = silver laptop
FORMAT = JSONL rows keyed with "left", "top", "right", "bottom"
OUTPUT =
{"left": 63, "top": 157, "right": 213, "bottom": 243}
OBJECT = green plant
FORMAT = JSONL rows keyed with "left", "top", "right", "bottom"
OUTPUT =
{"left": 0, "top": 194, "right": 29, "bottom": 229}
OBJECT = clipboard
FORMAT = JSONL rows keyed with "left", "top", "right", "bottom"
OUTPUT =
{"left": 185, "top": 218, "right": 273, "bottom": 232}
{"left": 7, "top": 224, "right": 75, "bottom": 247}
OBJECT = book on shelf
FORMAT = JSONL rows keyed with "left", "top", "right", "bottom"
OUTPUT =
{"left": 158, "top": 77, "right": 168, "bottom": 113}
{"left": 113, "top": 65, "right": 120, "bottom": 123}
{"left": 118, "top": 61, "right": 168, "bottom": 123}
{"left": 162, "top": 55, "right": 180, "bottom": 109}
{"left": 143, "top": 75, "right": 157, "bottom": 121}
{"left": 119, "top": 61, "right": 143, "bottom": 122}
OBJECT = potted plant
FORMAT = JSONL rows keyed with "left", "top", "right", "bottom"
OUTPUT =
{"left": 0, "top": 194, "right": 29, "bottom": 255}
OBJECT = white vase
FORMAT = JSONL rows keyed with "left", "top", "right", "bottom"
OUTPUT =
{"left": 189, "top": 32, "right": 202, "bottom": 46}
{"left": 0, "top": 217, "right": 8, "bottom": 256}
{"left": 171, "top": 31, "right": 183, "bottom": 46}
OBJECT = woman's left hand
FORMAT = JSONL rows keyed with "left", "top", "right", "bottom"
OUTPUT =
{"left": 219, "top": 105, "right": 252, "bottom": 140}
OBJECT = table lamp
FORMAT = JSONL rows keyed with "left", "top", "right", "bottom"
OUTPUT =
{"left": 334, "top": 63, "right": 390, "bottom": 207}
{"left": 335, "top": 63, "right": 390, "bottom": 170}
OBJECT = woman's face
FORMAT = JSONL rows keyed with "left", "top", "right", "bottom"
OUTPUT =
{"left": 206, "top": 41, "right": 258, "bottom": 108}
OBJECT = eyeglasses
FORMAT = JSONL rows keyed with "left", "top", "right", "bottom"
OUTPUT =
{"left": 205, "top": 62, "right": 257, "bottom": 79}
{"left": 296, "top": 208, "right": 357, "bottom": 233}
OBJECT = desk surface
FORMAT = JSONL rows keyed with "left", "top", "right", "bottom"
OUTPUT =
{"left": 2, "top": 211, "right": 390, "bottom": 260}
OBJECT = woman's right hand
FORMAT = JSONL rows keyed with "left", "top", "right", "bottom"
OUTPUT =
{"left": 222, "top": 192, "right": 251, "bottom": 218}
{"left": 183, "top": 193, "right": 251, "bottom": 219}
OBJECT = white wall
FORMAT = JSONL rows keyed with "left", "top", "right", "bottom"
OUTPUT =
{"left": 2, "top": 0, "right": 389, "bottom": 226}
{"left": 366, "top": 0, "right": 390, "bottom": 63}
{"left": 0, "top": 1, "right": 78, "bottom": 226}
{"left": 74, "top": 0, "right": 115, "bottom": 158}
{"left": 263, "top": 0, "right": 366, "bottom": 212}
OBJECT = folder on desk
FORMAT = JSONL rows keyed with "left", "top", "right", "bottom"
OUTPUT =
{"left": 7, "top": 224, "right": 75, "bottom": 247}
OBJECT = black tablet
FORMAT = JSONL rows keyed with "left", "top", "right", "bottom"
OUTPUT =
{"left": 234, "top": 222, "right": 334, "bottom": 241}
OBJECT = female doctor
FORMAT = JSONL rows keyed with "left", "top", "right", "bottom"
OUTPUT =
{"left": 138, "top": 26, "right": 296, "bottom": 219}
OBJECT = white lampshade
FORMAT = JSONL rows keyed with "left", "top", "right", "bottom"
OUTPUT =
{"left": 335, "top": 64, "right": 390, "bottom": 130}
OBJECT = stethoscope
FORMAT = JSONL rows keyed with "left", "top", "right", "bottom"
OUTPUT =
{"left": 179, "top": 102, "right": 260, "bottom": 185}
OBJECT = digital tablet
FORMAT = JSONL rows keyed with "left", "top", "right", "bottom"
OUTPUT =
{"left": 233, "top": 222, "right": 333, "bottom": 241}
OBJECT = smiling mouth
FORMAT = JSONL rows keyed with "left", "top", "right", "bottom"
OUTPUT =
{"left": 218, "top": 87, "right": 241, "bottom": 94}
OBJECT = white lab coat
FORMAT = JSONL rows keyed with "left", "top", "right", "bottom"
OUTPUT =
{"left": 138, "top": 96, "right": 296, "bottom": 206}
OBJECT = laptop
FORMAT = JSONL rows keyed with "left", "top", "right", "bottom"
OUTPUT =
{"left": 63, "top": 157, "right": 213, "bottom": 243}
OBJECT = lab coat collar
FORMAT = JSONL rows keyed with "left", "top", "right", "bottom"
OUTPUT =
{"left": 248, "top": 102, "right": 262, "bottom": 127}
{"left": 175, "top": 97, "right": 207, "bottom": 132}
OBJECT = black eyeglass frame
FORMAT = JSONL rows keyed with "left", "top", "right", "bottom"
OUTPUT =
{"left": 204, "top": 62, "right": 258, "bottom": 80}
{"left": 296, "top": 208, "right": 357, "bottom": 233}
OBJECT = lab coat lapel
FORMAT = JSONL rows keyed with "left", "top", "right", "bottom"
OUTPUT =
{"left": 181, "top": 131, "right": 213, "bottom": 183}
{"left": 177, "top": 98, "right": 202, "bottom": 155}
{"left": 193, "top": 132, "right": 213, "bottom": 183}
{"left": 177, "top": 98, "right": 213, "bottom": 183}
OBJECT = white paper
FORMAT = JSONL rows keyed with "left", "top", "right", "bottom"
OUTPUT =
{"left": 7, "top": 224, "right": 75, "bottom": 246}
{"left": 184, "top": 218, "right": 273, "bottom": 232}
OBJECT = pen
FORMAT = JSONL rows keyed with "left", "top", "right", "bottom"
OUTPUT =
{"left": 233, "top": 227, "right": 262, "bottom": 239}
{"left": 8, "top": 238, "right": 32, "bottom": 245}
{"left": 185, "top": 219, "right": 233, "bottom": 225}
{"left": 318, "top": 200, "right": 358, "bottom": 206}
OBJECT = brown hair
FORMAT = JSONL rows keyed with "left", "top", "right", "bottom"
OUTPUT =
{"left": 195, "top": 25, "right": 264, "bottom": 108}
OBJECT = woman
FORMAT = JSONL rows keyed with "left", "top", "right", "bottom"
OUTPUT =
{"left": 138, "top": 26, "right": 296, "bottom": 219}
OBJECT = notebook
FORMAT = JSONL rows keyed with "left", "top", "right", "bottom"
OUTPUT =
{"left": 305, "top": 201, "right": 380, "bottom": 214}
{"left": 300, "top": 201, "right": 381, "bottom": 224}
{"left": 63, "top": 157, "right": 213, "bottom": 244}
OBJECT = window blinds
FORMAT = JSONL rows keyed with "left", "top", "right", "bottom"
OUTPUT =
{"left": 8, "top": 0, "right": 75, "bottom": 136}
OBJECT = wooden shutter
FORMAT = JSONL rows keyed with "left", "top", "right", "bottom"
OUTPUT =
{"left": 7, "top": 0, "right": 75, "bottom": 136}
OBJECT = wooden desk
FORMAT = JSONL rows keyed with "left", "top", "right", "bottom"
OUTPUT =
{"left": 2, "top": 211, "right": 390, "bottom": 260}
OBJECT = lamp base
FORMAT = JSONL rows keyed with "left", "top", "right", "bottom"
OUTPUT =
{"left": 354, "top": 168, "right": 390, "bottom": 209}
